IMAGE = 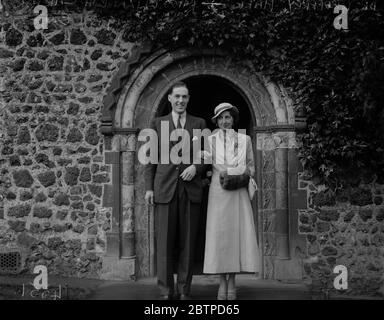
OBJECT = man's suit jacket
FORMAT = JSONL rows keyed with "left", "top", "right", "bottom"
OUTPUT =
{"left": 144, "top": 113, "right": 208, "bottom": 204}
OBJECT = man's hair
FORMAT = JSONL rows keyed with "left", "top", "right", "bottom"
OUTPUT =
{"left": 169, "top": 81, "right": 189, "bottom": 95}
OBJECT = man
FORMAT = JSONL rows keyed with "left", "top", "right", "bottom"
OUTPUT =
{"left": 144, "top": 81, "right": 207, "bottom": 300}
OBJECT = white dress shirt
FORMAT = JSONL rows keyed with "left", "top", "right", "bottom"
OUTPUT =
{"left": 172, "top": 111, "right": 186, "bottom": 129}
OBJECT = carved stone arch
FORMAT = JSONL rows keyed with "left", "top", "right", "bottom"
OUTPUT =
{"left": 102, "top": 47, "right": 300, "bottom": 134}
{"left": 101, "top": 46, "right": 308, "bottom": 281}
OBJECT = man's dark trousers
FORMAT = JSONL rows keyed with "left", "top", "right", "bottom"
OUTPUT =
{"left": 155, "top": 181, "right": 201, "bottom": 296}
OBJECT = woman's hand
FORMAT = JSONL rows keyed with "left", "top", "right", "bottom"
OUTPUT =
{"left": 198, "top": 150, "right": 212, "bottom": 161}
{"left": 219, "top": 170, "right": 227, "bottom": 178}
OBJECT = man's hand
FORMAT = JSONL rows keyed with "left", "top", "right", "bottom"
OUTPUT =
{"left": 145, "top": 190, "right": 154, "bottom": 205}
{"left": 180, "top": 165, "right": 196, "bottom": 181}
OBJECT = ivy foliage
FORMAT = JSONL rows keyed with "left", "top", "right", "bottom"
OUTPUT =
{"left": 48, "top": 0, "right": 384, "bottom": 187}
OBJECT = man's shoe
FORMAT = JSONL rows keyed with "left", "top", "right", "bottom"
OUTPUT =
{"left": 180, "top": 294, "right": 192, "bottom": 300}
{"left": 173, "top": 293, "right": 180, "bottom": 300}
{"left": 160, "top": 295, "right": 172, "bottom": 300}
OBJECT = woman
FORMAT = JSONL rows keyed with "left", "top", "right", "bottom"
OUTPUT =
{"left": 202, "top": 103, "right": 260, "bottom": 300}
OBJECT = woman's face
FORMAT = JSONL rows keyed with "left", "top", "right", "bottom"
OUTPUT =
{"left": 217, "top": 111, "right": 234, "bottom": 130}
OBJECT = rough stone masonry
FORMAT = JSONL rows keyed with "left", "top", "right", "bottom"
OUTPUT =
{"left": 0, "top": 12, "right": 134, "bottom": 278}
{"left": 298, "top": 174, "right": 384, "bottom": 297}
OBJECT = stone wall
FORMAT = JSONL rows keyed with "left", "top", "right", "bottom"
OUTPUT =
{"left": 298, "top": 174, "right": 384, "bottom": 297}
{"left": 0, "top": 12, "right": 134, "bottom": 278}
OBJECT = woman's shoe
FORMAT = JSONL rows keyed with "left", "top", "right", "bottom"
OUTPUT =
{"left": 227, "top": 289, "right": 237, "bottom": 300}
{"left": 217, "top": 291, "right": 227, "bottom": 300}
{"left": 217, "top": 283, "right": 227, "bottom": 300}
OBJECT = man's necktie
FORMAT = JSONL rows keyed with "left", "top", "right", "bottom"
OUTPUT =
{"left": 176, "top": 115, "right": 183, "bottom": 157}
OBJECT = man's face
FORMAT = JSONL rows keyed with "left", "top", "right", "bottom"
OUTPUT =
{"left": 168, "top": 86, "right": 189, "bottom": 114}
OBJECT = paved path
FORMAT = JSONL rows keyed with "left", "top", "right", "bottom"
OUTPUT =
{"left": 88, "top": 275, "right": 312, "bottom": 300}
{"left": 1, "top": 274, "right": 382, "bottom": 300}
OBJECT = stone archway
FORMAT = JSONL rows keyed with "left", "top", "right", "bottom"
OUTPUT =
{"left": 100, "top": 47, "right": 308, "bottom": 281}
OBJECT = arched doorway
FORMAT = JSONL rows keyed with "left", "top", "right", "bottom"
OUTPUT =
{"left": 100, "top": 47, "right": 308, "bottom": 281}
{"left": 155, "top": 75, "right": 255, "bottom": 274}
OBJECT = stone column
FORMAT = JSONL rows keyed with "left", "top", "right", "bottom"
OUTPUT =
{"left": 256, "top": 132, "right": 276, "bottom": 279}
{"left": 104, "top": 149, "right": 121, "bottom": 257}
{"left": 101, "top": 133, "right": 138, "bottom": 280}
{"left": 120, "top": 134, "right": 137, "bottom": 258}
{"left": 274, "top": 133, "right": 290, "bottom": 260}
{"left": 257, "top": 130, "right": 295, "bottom": 277}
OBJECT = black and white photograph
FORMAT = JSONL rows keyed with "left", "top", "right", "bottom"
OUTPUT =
{"left": 0, "top": 0, "right": 383, "bottom": 310}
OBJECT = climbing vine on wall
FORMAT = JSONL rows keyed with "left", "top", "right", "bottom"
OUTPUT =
{"left": 25, "top": 0, "right": 384, "bottom": 187}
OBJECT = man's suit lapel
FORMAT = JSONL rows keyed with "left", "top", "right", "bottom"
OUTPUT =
{"left": 184, "top": 114, "right": 195, "bottom": 158}
{"left": 184, "top": 114, "right": 193, "bottom": 139}
{"left": 168, "top": 113, "right": 177, "bottom": 147}
{"left": 168, "top": 113, "right": 176, "bottom": 131}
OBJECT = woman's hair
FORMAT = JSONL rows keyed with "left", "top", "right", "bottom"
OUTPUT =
{"left": 214, "top": 108, "right": 239, "bottom": 128}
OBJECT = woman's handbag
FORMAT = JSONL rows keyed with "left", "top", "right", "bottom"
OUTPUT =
{"left": 219, "top": 171, "right": 250, "bottom": 190}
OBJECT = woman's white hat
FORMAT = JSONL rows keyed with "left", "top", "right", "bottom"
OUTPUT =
{"left": 211, "top": 102, "right": 239, "bottom": 123}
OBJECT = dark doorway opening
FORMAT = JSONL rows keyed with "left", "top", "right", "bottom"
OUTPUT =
{"left": 156, "top": 75, "right": 253, "bottom": 274}
{"left": 157, "top": 75, "right": 253, "bottom": 133}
